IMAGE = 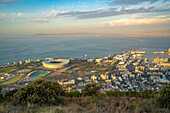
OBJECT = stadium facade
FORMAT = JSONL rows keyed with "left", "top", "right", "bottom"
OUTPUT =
{"left": 42, "top": 59, "right": 70, "bottom": 69}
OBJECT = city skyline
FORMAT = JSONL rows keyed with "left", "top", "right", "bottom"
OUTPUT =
{"left": 0, "top": 0, "right": 170, "bottom": 37}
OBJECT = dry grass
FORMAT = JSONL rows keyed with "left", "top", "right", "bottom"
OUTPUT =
{"left": 0, "top": 96, "right": 169, "bottom": 113}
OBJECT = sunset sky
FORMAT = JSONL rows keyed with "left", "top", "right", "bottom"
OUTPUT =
{"left": 0, "top": 0, "right": 170, "bottom": 37}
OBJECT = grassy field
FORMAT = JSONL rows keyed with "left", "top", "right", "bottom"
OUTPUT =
{"left": 89, "top": 69, "right": 102, "bottom": 72}
{"left": 0, "top": 75, "right": 23, "bottom": 85}
{"left": 2, "top": 70, "right": 15, "bottom": 74}
{"left": 34, "top": 73, "right": 48, "bottom": 77}
{"left": 0, "top": 67, "right": 11, "bottom": 71}
{"left": 0, "top": 74, "right": 6, "bottom": 77}
{"left": 27, "top": 62, "right": 42, "bottom": 67}
{"left": 0, "top": 66, "right": 18, "bottom": 71}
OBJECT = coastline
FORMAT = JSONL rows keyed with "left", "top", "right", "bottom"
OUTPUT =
{"left": 0, "top": 36, "right": 169, "bottom": 66}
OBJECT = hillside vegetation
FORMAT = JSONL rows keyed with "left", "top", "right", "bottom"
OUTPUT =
{"left": 0, "top": 80, "right": 169, "bottom": 113}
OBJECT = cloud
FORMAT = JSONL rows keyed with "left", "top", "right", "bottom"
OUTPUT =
{"left": 43, "top": 6, "right": 170, "bottom": 20}
{"left": 100, "top": 15, "right": 170, "bottom": 27}
{"left": 109, "top": 0, "right": 168, "bottom": 5}
{"left": 17, "top": 12, "right": 23, "bottom": 16}
{"left": 0, "top": 13, "right": 17, "bottom": 19}
{"left": 0, "top": 13, "right": 7, "bottom": 17}
{"left": 35, "top": 29, "right": 170, "bottom": 37}
{"left": 0, "top": 0, "right": 21, "bottom": 4}
{"left": 28, "top": 19, "right": 49, "bottom": 23}
{"left": 35, "top": 32, "right": 97, "bottom": 37}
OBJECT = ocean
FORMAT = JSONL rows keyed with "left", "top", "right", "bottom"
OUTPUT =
{"left": 0, "top": 36, "right": 169, "bottom": 65}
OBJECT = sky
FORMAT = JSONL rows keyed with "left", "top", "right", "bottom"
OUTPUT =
{"left": 0, "top": 0, "right": 170, "bottom": 37}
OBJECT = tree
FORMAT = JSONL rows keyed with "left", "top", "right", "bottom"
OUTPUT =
{"left": 13, "top": 79, "right": 65, "bottom": 106}
{"left": 156, "top": 83, "right": 170, "bottom": 109}
{"left": 4, "top": 89, "right": 18, "bottom": 101}
{"left": 0, "top": 87, "right": 2, "bottom": 94}
{"left": 82, "top": 83, "right": 100, "bottom": 96}
{"left": 0, "top": 87, "right": 3, "bottom": 102}
{"left": 142, "top": 89, "right": 153, "bottom": 94}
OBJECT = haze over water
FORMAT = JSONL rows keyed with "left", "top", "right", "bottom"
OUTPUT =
{"left": 0, "top": 36, "right": 169, "bottom": 65}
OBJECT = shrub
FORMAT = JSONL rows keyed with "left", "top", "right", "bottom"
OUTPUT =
{"left": 3, "top": 89, "right": 18, "bottom": 102}
{"left": 65, "top": 92, "right": 82, "bottom": 97}
{"left": 94, "top": 93, "right": 106, "bottom": 98}
{"left": 79, "top": 100, "right": 93, "bottom": 105}
{"left": 0, "top": 87, "right": 3, "bottom": 102}
{"left": 106, "top": 90, "right": 141, "bottom": 97}
{"left": 128, "top": 104, "right": 136, "bottom": 111}
{"left": 13, "top": 79, "right": 65, "bottom": 106}
{"left": 106, "top": 90, "right": 121, "bottom": 97}
{"left": 138, "top": 102, "right": 152, "bottom": 112}
{"left": 156, "top": 83, "right": 170, "bottom": 109}
{"left": 142, "top": 89, "right": 153, "bottom": 94}
{"left": 126, "top": 91, "right": 140, "bottom": 97}
{"left": 82, "top": 83, "right": 100, "bottom": 96}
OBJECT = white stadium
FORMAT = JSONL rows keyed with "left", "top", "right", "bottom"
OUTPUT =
{"left": 42, "top": 59, "right": 70, "bottom": 69}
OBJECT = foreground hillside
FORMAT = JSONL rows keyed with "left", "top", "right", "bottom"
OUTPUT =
{"left": 0, "top": 96, "right": 169, "bottom": 113}
{"left": 1, "top": 97, "right": 170, "bottom": 113}
{"left": 0, "top": 80, "right": 169, "bottom": 113}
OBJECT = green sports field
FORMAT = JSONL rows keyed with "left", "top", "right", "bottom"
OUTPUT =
{"left": 1, "top": 75, "right": 23, "bottom": 85}
{"left": 34, "top": 73, "right": 48, "bottom": 77}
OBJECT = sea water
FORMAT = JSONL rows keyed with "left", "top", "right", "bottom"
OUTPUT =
{"left": 0, "top": 36, "right": 169, "bottom": 65}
